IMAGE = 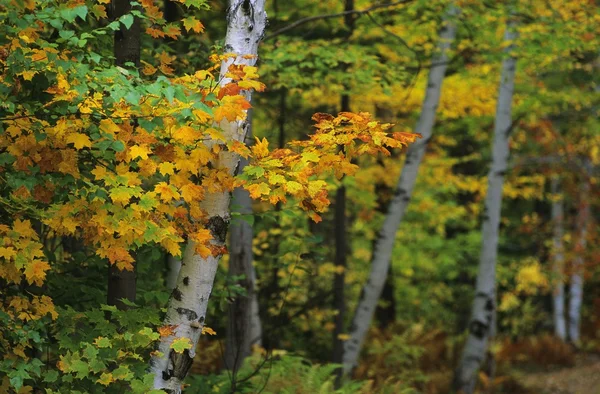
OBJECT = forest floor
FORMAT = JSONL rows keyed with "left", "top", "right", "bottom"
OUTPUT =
{"left": 513, "top": 354, "right": 600, "bottom": 394}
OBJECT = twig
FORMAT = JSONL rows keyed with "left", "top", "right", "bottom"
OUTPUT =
{"left": 264, "top": 0, "right": 414, "bottom": 41}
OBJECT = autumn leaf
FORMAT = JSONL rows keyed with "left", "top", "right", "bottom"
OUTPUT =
{"left": 182, "top": 16, "right": 204, "bottom": 33}
{"left": 246, "top": 182, "right": 270, "bottom": 199}
{"left": 170, "top": 337, "right": 193, "bottom": 353}
{"left": 66, "top": 133, "right": 92, "bottom": 150}
{"left": 158, "top": 325, "right": 178, "bottom": 337}
{"left": 202, "top": 326, "right": 216, "bottom": 336}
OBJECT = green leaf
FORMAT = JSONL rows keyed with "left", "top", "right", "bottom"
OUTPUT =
{"left": 121, "top": 14, "right": 134, "bottom": 30}
{"left": 170, "top": 337, "right": 193, "bottom": 353}
{"left": 43, "top": 370, "right": 59, "bottom": 383}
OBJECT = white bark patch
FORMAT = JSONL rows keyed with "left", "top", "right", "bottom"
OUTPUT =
{"left": 151, "top": 1, "right": 267, "bottom": 392}
{"left": 551, "top": 177, "right": 566, "bottom": 341}
{"left": 342, "top": 7, "right": 458, "bottom": 376}
{"left": 454, "top": 20, "right": 518, "bottom": 394}
{"left": 568, "top": 173, "right": 590, "bottom": 344}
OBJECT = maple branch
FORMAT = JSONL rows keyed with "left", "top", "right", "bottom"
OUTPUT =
{"left": 264, "top": 0, "right": 414, "bottom": 41}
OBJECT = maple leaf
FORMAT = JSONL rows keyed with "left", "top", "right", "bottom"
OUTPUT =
{"left": 284, "top": 181, "right": 303, "bottom": 194}
{"left": 252, "top": 137, "right": 270, "bottom": 159}
{"left": 163, "top": 24, "right": 181, "bottom": 40}
{"left": 158, "top": 325, "right": 178, "bottom": 337}
{"left": 129, "top": 144, "right": 151, "bottom": 160}
{"left": 229, "top": 140, "right": 251, "bottom": 158}
{"left": 155, "top": 182, "right": 181, "bottom": 202}
{"left": 66, "top": 133, "right": 92, "bottom": 150}
{"left": 238, "top": 80, "right": 266, "bottom": 91}
{"left": 246, "top": 182, "right": 270, "bottom": 199}
{"left": 180, "top": 184, "right": 204, "bottom": 203}
{"left": 173, "top": 125, "right": 202, "bottom": 144}
{"left": 146, "top": 26, "right": 166, "bottom": 38}
{"left": 158, "top": 162, "right": 175, "bottom": 176}
{"left": 23, "top": 259, "right": 50, "bottom": 286}
{"left": 96, "top": 373, "right": 114, "bottom": 387}
{"left": 202, "top": 326, "right": 216, "bottom": 336}
{"left": 170, "top": 337, "right": 193, "bottom": 353}
{"left": 182, "top": 16, "right": 205, "bottom": 33}
{"left": 94, "top": 337, "right": 112, "bottom": 348}
{"left": 214, "top": 95, "right": 251, "bottom": 122}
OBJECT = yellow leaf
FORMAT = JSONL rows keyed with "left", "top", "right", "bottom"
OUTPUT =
{"left": 180, "top": 184, "right": 203, "bottom": 203}
{"left": 91, "top": 165, "right": 107, "bottom": 180}
{"left": 96, "top": 373, "right": 114, "bottom": 387}
{"left": 246, "top": 182, "right": 270, "bottom": 199}
{"left": 158, "top": 162, "right": 175, "bottom": 176}
{"left": 202, "top": 326, "right": 217, "bottom": 336}
{"left": 130, "top": 145, "right": 151, "bottom": 160}
{"left": 155, "top": 182, "right": 180, "bottom": 202}
{"left": 252, "top": 137, "right": 269, "bottom": 159}
{"left": 284, "top": 181, "right": 303, "bottom": 194}
{"left": 66, "top": 133, "right": 92, "bottom": 150}
{"left": 229, "top": 140, "right": 251, "bottom": 158}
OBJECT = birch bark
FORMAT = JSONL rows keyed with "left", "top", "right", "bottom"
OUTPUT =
{"left": 453, "top": 20, "right": 518, "bottom": 394}
{"left": 341, "top": 7, "right": 458, "bottom": 376}
{"left": 568, "top": 168, "right": 590, "bottom": 344}
{"left": 551, "top": 177, "right": 566, "bottom": 341}
{"left": 150, "top": 2, "right": 267, "bottom": 392}
{"left": 225, "top": 111, "right": 262, "bottom": 373}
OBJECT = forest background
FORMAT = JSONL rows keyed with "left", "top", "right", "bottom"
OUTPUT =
{"left": 0, "top": 0, "right": 599, "bottom": 393}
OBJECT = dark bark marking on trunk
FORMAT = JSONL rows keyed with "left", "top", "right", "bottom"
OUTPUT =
{"left": 182, "top": 276, "right": 189, "bottom": 286}
{"left": 469, "top": 320, "right": 488, "bottom": 339}
{"left": 207, "top": 215, "right": 228, "bottom": 243}
{"left": 169, "top": 348, "right": 194, "bottom": 380}
{"left": 172, "top": 287, "right": 183, "bottom": 302}
{"left": 175, "top": 307, "right": 198, "bottom": 321}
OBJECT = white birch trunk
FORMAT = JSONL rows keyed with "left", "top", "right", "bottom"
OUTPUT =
{"left": 341, "top": 8, "right": 458, "bottom": 376}
{"left": 568, "top": 170, "right": 590, "bottom": 344}
{"left": 453, "top": 20, "right": 518, "bottom": 394}
{"left": 225, "top": 112, "right": 262, "bottom": 373}
{"left": 150, "top": 2, "right": 267, "bottom": 392}
{"left": 551, "top": 177, "right": 566, "bottom": 341}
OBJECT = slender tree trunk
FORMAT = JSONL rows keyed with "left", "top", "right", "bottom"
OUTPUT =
{"left": 453, "top": 19, "right": 517, "bottom": 394}
{"left": 150, "top": 2, "right": 267, "bottom": 392}
{"left": 342, "top": 7, "right": 457, "bottom": 376}
{"left": 107, "top": 0, "right": 141, "bottom": 310}
{"left": 568, "top": 170, "right": 590, "bottom": 344}
{"left": 551, "top": 177, "right": 566, "bottom": 341}
{"left": 225, "top": 110, "right": 262, "bottom": 374}
{"left": 373, "top": 106, "right": 397, "bottom": 329}
{"left": 332, "top": 0, "right": 355, "bottom": 373}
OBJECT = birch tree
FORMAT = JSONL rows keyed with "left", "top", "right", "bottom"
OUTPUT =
{"left": 568, "top": 166, "right": 591, "bottom": 344}
{"left": 453, "top": 19, "right": 518, "bottom": 394}
{"left": 342, "top": 6, "right": 458, "bottom": 376}
{"left": 550, "top": 177, "right": 566, "bottom": 340}
{"left": 150, "top": 1, "right": 267, "bottom": 391}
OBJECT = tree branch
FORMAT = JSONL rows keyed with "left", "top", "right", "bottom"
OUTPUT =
{"left": 264, "top": 0, "right": 414, "bottom": 41}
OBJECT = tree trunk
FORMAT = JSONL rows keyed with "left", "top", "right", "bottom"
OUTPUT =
{"left": 342, "top": 7, "right": 457, "bottom": 376}
{"left": 107, "top": 0, "right": 141, "bottom": 310}
{"left": 551, "top": 177, "right": 566, "bottom": 341}
{"left": 568, "top": 170, "right": 590, "bottom": 344}
{"left": 332, "top": 0, "right": 354, "bottom": 374}
{"left": 453, "top": 19, "right": 517, "bottom": 394}
{"left": 150, "top": 2, "right": 267, "bottom": 392}
{"left": 225, "top": 110, "right": 262, "bottom": 374}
